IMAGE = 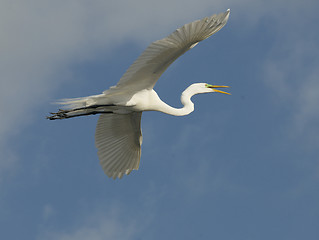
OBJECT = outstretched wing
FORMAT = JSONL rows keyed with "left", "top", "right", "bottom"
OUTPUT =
{"left": 95, "top": 112, "right": 142, "bottom": 179}
{"left": 113, "top": 9, "right": 230, "bottom": 92}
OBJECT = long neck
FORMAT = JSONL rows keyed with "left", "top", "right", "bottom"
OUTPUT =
{"left": 155, "top": 88, "right": 195, "bottom": 116}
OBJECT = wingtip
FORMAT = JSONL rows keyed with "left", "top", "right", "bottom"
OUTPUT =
{"left": 223, "top": 9, "right": 230, "bottom": 22}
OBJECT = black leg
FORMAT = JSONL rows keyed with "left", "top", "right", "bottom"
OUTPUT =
{"left": 47, "top": 108, "right": 114, "bottom": 120}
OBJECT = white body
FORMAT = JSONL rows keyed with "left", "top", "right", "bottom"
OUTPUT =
{"left": 50, "top": 9, "right": 231, "bottom": 179}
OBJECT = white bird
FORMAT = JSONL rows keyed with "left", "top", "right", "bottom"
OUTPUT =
{"left": 48, "top": 9, "right": 231, "bottom": 179}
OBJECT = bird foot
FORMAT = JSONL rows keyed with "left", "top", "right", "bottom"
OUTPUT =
{"left": 46, "top": 109, "right": 68, "bottom": 120}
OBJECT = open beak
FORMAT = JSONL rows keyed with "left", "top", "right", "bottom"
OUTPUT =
{"left": 207, "top": 84, "right": 231, "bottom": 95}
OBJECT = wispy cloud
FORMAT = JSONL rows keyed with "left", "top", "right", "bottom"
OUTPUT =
{"left": 38, "top": 209, "right": 139, "bottom": 240}
{"left": 36, "top": 190, "right": 161, "bottom": 240}
{"left": 42, "top": 204, "right": 55, "bottom": 221}
{"left": 261, "top": 3, "right": 319, "bottom": 145}
{"left": 0, "top": 0, "right": 227, "bottom": 179}
{"left": 1, "top": 0, "right": 318, "bottom": 179}
{"left": 0, "top": 140, "right": 18, "bottom": 184}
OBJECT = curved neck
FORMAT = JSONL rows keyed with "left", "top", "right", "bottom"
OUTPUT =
{"left": 155, "top": 88, "right": 195, "bottom": 116}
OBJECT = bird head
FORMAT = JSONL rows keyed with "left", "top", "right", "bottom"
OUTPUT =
{"left": 183, "top": 83, "right": 230, "bottom": 98}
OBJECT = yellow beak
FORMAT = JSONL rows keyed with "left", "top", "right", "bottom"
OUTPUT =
{"left": 207, "top": 85, "right": 231, "bottom": 95}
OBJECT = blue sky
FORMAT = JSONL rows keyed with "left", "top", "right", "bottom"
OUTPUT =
{"left": 1, "top": 0, "right": 319, "bottom": 239}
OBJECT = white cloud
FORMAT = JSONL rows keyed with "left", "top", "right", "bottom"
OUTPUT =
{"left": 42, "top": 204, "right": 55, "bottom": 221}
{"left": 0, "top": 0, "right": 230, "bottom": 180}
{"left": 39, "top": 212, "right": 139, "bottom": 240}
{"left": 37, "top": 195, "right": 159, "bottom": 240}
{"left": 0, "top": 140, "right": 18, "bottom": 184}
{"left": 261, "top": 2, "right": 319, "bottom": 144}
{"left": 292, "top": 73, "right": 319, "bottom": 148}
{"left": 1, "top": 0, "right": 318, "bottom": 179}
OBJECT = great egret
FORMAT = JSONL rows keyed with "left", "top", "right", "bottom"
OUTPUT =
{"left": 48, "top": 9, "right": 231, "bottom": 179}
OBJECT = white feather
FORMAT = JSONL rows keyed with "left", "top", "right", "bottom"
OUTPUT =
{"left": 95, "top": 112, "right": 142, "bottom": 179}
{"left": 111, "top": 9, "right": 230, "bottom": 93}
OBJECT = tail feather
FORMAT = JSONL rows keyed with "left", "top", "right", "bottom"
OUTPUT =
{"left": 55, "top": 97, "right": 90, "bottom": 109}
{"left": 54, "top": 93, "right": 108, "bottom": 109}
{"left": 47, "top": 94, "right": 116, "bottom": 120}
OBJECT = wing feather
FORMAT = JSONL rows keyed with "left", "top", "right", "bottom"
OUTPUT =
{"left": 113, "top": 9, "right": 230, "bottom": 92}
{"left": 95, "top": 112, "right": 142, "bottom": 179}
